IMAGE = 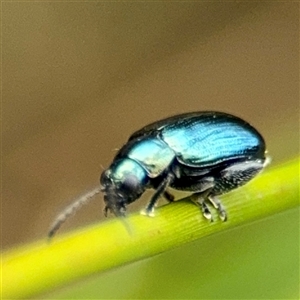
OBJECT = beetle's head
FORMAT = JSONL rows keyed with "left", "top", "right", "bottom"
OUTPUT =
{"left": 100, "top": 158, "right": 148, "bottom": 217}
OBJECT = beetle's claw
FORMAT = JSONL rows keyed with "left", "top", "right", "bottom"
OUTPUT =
{"left": 219, "top": 210, "right": 227, "bottom": 222}
{"left": 202, "top": 210, "right": 213, "bottom": 222}
{"left": 200, "top": 203, "right": 213, "bottom": 222}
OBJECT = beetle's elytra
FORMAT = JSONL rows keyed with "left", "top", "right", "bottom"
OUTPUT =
{"left": 49, "top": 111, "right": 267, "bottom": 238}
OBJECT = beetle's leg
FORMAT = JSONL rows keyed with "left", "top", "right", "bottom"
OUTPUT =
{"left": 205, "top": 158, "right": 265, "bottom": 221}
{"left": 191, "top": 191, "right": 213, "bottom": 222}
{"left": 104, "top": 205, "right": 109, "bottom": 217}
{"left": 208, "top": 195, "right": 227, "bottom": 221}
{"left": 163, "top": 190, "right": 174, "bottom": 202}
{"left": 141, "top": 173, "right": 174, "bottom": 217}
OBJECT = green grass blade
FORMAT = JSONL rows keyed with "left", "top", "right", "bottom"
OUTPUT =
{"left": 2, "top": 157, "right": 299, "bottom": 299}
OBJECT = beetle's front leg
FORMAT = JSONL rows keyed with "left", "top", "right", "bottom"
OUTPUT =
{"left": 141, "top": 173, "right": 175, "bottom": 217}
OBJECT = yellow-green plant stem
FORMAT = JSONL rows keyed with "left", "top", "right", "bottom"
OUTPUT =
{"left": 2, "top": 157, "right": 299, "bottom": 299}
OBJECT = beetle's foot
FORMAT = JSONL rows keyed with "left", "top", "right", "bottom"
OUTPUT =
{"left": 208, "top": 196, "right": 227, "bottom": 222}
{"left": 200, "top": 202, "right": 213, "bottom": 222}
{"left": 191, "top": 193, "right": 213, "bottom": 222}
{"left": 140, "top": 208, "right": 155, "bottom": 217}
{"left": 218, "top": 209, "right": 227, "bottom": 222}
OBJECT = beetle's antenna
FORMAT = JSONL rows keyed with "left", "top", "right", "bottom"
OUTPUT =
{"left": 48, "top": 187, "right": 102, "bottom": 239}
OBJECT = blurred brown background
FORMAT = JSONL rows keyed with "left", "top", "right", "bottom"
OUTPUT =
{"left": 2, "top": 2, "right": 299, "bottom": 249}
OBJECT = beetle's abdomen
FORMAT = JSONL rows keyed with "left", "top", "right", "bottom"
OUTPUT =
{"left": 161, "top": 115, "right": 265, "bottom": 167}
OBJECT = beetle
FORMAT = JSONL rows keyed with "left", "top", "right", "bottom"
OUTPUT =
{"left": 48, "top": 111, "right": 267, "bottom": 238}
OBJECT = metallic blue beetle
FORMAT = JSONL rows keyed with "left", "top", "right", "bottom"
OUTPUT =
{"left": 49, "top": 111, "right": 266, "bottom": 237}
{"left": 101, "top": 111, "right": 266, "bottom": 221}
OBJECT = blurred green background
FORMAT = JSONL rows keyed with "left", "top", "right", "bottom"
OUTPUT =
{"left": 2, "top": 2, "right": 299, "bottom": 299}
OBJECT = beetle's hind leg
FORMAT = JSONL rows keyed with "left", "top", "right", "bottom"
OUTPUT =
{"left": 192, "top": 191, "right": 227, "bottom": 222}
{"left": 141, "top": 173, "right": 174, "bottom": 217}
{"left": 192, "top": 191, "right": 213, "bottom": 222}
{"left": 204, "top": 158, "right": 266, "bottom": 222}
{"left": 208, "top": 195, "right": 227, "bottom": 221}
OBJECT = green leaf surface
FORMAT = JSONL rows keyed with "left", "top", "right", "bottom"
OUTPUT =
{"left": 2, "top": 157, "right": 299, "bottom": 299}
